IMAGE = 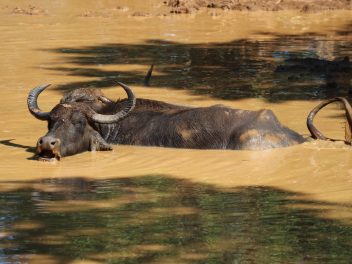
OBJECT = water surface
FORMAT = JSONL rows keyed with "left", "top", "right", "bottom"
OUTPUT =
{"left": 0, "top": 1, "right": 351, "bottom": 263}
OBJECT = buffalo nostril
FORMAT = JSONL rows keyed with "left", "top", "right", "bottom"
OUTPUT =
{"left": 39, "top": 139, "right": 43, "bottom": 145}
{"left": 50, "top": 141, "right": 57, "bottom": 146}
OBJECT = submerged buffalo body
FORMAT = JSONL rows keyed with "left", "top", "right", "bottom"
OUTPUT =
{"left": 27, "top": 83, "right": 308, "bottom": 161}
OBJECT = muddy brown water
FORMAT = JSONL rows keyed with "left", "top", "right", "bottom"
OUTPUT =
{"left": 0, "top": 1, "right": 352, "bottom": 263}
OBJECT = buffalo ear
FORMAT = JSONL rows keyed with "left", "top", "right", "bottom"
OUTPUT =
{"left": 89, "top": 131, "right": 113, "bottom": 151}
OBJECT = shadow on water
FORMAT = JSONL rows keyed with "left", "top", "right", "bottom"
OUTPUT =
{"left": 1, "top": 175, "right": 352, "bottom": 263}
{"left": 0, "top": 139, "right": 35, "bottom": 153}
{"left": 0, "top": 139, "right": 38, "bottom": 160}
{"left": 41, "top": 22, "right": 352, "bottom": 102}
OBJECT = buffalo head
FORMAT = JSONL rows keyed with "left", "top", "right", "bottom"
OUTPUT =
{"left": 27, "top": 82, "right": 135, "bottom": 161}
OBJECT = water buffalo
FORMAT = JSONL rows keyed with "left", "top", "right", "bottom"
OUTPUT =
{"left": 28, "top": 82, "right": 313, "bottom": 161}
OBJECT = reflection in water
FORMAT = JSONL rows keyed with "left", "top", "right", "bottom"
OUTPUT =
{"left": 1, "top": 176, "right": 352, "bottom": 263}
{"left": 45, "top": 29, "right": 352, "bottom": 101}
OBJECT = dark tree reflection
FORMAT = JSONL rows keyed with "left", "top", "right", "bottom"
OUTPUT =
{"left": 42, "top": 23, "right": 352, "bottom": 102}
{"left": 1, "top": 176, "right": 352, "bottom": 263}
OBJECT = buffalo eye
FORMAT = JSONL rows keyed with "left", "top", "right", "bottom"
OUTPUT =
{"left": 71, "top": 112, "right": 87, "bottom": 128}
{"left": 75, "top": 98, "right": 88, "bottom": 103}
{"left": 75, "top": 119, "right": 86, "bottom": 127}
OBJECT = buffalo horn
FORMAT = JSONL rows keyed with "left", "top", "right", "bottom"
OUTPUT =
{"left": 89, "top": 82, "right": 136, "bottom": 124}
{"left": 27, "top": 84, "right": 51, "bottom": 121}
{"left": 307, "top": 97, "right": 352, "bottom": 144}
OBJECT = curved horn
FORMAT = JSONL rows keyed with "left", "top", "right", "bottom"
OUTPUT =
{"left": 27, "top": 84, "right": 51, "bottom": 121}
{"left": 89, "top": 82, "right": 136, "bottom": 124}
{"left": 339, "top": 97, "right": 352, "bottom": 144}
{"left": 307, "top": 97, "right": 352, "bottom": 143}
